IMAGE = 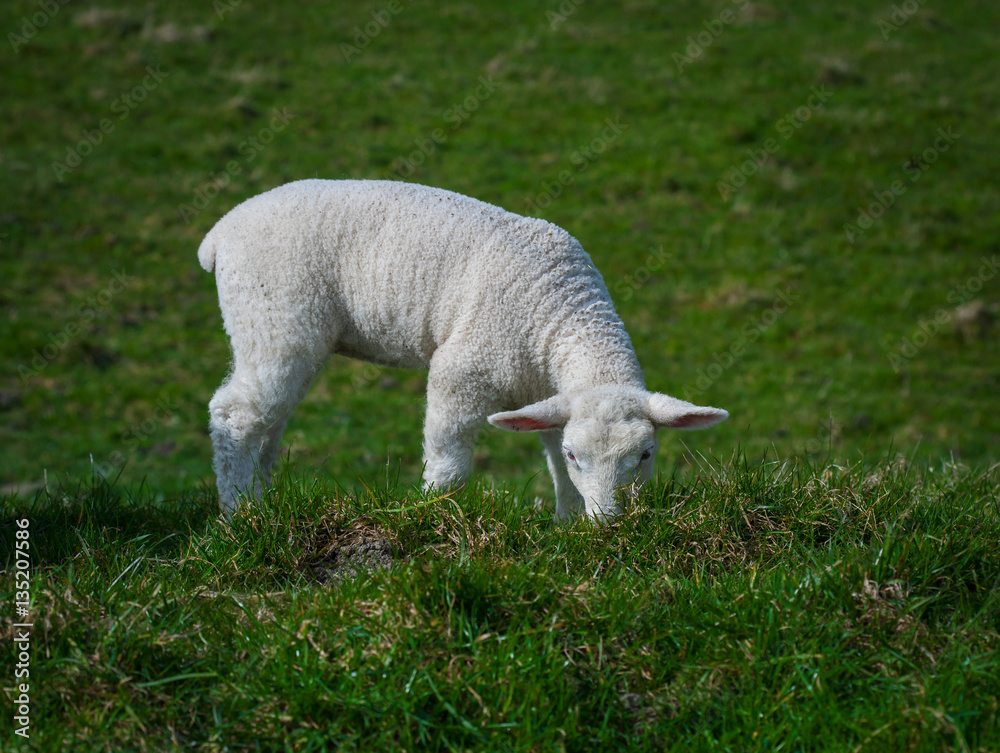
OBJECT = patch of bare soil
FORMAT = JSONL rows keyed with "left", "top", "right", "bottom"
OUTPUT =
{"left": 303, "top": 524, "right": 402, "bottom": 584}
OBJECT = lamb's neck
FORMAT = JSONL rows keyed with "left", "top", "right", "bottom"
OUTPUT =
{"left": 548, "top": 312, "right": 646, "bottom": 395}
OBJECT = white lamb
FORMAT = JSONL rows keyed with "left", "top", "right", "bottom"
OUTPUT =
{"left": 198, "top": 179, "right": 728, "bottom": 520}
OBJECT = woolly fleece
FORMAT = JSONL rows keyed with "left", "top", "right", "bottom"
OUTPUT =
{"left": 199, "top": 179, "right": 727, "bottom": 519}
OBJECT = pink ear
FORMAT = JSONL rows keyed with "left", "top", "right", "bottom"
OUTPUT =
{"left": 488, "top": 396, "right": 569, "bottom": 433}
{"left": 648, "top": 393, "right": 729, "bottom": 431}
{"left": 657, "top": 412, "right": 728, "bottom": 430}
{"left": 490, "top": 415, "right": 560, "bottom": 432}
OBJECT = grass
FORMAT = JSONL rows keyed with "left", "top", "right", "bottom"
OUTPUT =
{"left": 2, "top": 457, "right": 998, "bottom": 750}
{"left": 1, "top": 0, "right": 998, "bottom": 495}
{"left": 1, "top": 0, "right": 999, "bottom": 749}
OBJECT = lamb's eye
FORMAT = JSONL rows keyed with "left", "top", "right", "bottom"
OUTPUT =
{"left": 564, "top": 448, "right": 576, "bottom": 462}
{"left": 640, "top": 449, "right": 652, "bottom": 462}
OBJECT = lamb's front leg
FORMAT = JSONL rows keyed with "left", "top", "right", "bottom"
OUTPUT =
{"left": 422, "top": 434, "right": 476, "bottom": 491}
{"left": 421, "top": 409, "right": 482, "bottom": 492}
{"left": 539, "top": 431, "right": 585, "bottom": 521}
{"left": 421, "top": 356, "right": 489, "bottom": 492}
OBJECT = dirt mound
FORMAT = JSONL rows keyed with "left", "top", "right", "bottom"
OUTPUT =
{"left": 305, "top": 530, "right": 401, "bottom": 584}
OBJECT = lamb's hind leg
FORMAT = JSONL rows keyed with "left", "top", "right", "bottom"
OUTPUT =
{"left": 208, "top": 345, "right": 325, "bottom": 516}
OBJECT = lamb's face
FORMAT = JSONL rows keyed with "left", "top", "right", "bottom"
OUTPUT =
{"left": 487, "top": 385, "right": 728, "bottom": 523}
{"left": 559, "top": 409, "right": 658, "bottom": 521}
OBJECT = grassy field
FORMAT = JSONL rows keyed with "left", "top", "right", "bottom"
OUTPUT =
{"left": 1, "top": 0, "right": 998, "bottom": 749}
{"left": 2, "top": 460, "right": 999, "bottom": 750}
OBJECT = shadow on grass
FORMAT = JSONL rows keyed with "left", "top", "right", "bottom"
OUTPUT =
{"left": 0, "top": 476, "right": 219, "bottom": 566}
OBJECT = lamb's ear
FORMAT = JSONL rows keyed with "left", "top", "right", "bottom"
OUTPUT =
{"left": 648, "top": 393, "right": 729, "bottom": 431}
{"left": 488, "top": 396, "right": 569, "bottom": 432}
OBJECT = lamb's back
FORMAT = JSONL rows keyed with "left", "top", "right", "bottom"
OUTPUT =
{"left": 202, "top": 180, "right": 594, "bottom": 371}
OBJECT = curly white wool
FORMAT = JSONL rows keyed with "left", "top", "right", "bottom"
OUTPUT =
{"left": 200, "top": 180, "right": 727, "bottom": 519}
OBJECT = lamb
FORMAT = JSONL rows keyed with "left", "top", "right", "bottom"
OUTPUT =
{"left": 198, "top": 179, "right": 728, "bottom": 520}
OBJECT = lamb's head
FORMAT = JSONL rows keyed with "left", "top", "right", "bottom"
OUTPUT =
{"left": 488, "top": 386, "right": 728, "bottom": 521}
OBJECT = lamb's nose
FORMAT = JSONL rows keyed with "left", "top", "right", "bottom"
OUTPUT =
{"left": 588, "top": 498, "right": 621, "bottom": 522}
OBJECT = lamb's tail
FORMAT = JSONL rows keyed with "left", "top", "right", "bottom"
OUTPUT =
{"left": 197, "top": 231, "right": 217, "bottom": 273}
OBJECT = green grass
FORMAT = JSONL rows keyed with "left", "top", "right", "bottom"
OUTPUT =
{"left": 1, "top": 0, "right": 999, "bottom": 749}
{"left": 2, "top": 458, "right": 998, "bottom": 750}
{"left": 1, "top": 0, "right": 998, "bottom": 495}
